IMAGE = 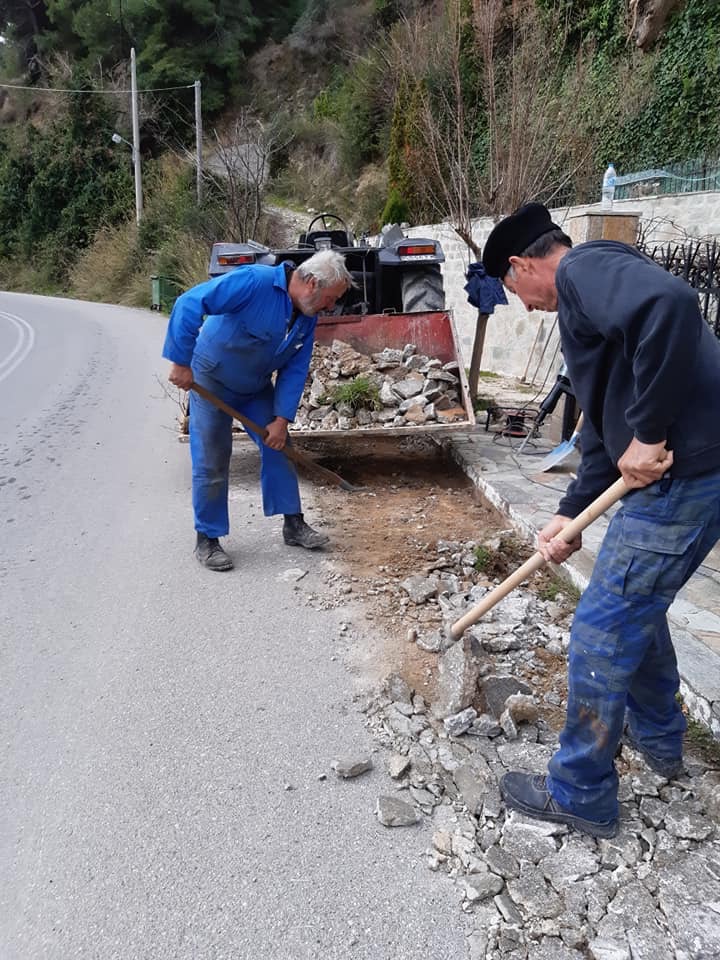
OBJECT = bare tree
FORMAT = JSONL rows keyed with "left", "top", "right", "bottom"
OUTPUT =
{"left": 388, "top": 0, "right": 638, "bottom": 254}
{"left": 205, "top": 110, "right": 293, "bottom": 241}
{"left": 474, "top": 0, "right": 610, "bottom": 213}
{"left": 388, "top": 4, "right": 486, "bottom": 257}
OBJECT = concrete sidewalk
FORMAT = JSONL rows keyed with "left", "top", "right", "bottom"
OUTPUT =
{"left": 449, "top": 426, "right": 720, "bottom": 737}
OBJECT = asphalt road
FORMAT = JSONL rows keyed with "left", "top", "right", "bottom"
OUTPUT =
{"left": 0, "top": 293, "right": 469, "bottom": 959}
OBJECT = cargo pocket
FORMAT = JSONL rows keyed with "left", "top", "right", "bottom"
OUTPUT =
{"left": 618, "top": 513, "right": 705, "bottom": 600}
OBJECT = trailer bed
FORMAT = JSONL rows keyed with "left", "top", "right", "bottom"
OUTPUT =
{"left": 291, "top": 309, "right": 475, "bottom": 439}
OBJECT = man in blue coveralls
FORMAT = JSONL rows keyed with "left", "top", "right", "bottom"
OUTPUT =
{"left": 482, "top": 203, "right": 720, "bottom": 838}
{"left": 163, "top": 249, "right": 353, "bottom": 571}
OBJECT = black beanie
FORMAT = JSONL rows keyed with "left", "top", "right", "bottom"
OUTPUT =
{"left": 482, "top": 202, "right": 561, "bottom": 279}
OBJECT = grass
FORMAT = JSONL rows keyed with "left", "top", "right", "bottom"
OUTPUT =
{"left": 473, "top": 535, "right": 528, "bottom": 578}
{"left": 535, "top": 570, "right": 582, "bottom": 605}
{"left": 0, "top": 256, "right": 63, "bottom": 296}
{"left": 473, "top": 535, "right": 582, "bottom": 613}
{"left": 473, "top": 395, "right": 499, "bottom": 414}
{"left": 684, "top": 714, "right": 720, "bottom": 766}
{"left": 330, "top": 376, "right": 381, "bottom": 412}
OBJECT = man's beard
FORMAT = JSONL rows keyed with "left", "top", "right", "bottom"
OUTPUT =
{"left": 297, "top": 292, "right": 324, "bottom": 315}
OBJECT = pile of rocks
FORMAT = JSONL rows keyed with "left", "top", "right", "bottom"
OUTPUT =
{"left": 293, "top": 340, "right": 468, "bottom": 431}
{"left": 346, "top": 531, "right": 720, "bottom": 958}
{"left": 360, "top": 662, "right": 720, "bottom": 960}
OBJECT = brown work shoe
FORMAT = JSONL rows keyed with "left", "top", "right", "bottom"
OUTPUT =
{"left": 195, "top": 533, "right": 234, "bottom": 571}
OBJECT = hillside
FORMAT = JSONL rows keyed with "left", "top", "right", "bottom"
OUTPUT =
{"left": 0, "top": 0, "right": 718, "bottom": 299}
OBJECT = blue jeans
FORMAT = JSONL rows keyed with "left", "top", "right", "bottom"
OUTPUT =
{"left": 547, "top": 469, "right": 720, "bottom": 822}
{"left": 189, "top": 364, "right": 301, "bottom": 537}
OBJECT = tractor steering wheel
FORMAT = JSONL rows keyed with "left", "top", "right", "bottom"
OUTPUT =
{"left": 306, "top": 212, "right": 350, "bottom": 235}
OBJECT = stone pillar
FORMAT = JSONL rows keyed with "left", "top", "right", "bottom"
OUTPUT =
{"left": 566, "top": 209, "right": 641, "bottom": 246}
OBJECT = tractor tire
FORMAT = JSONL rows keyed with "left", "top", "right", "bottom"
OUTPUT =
{"left": 401, "top": 265, "right": 445, "bottom": 313}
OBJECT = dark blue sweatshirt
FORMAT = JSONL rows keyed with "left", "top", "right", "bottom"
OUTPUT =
{"left": 555, "top": 240, "right": 720, "bottom": 518}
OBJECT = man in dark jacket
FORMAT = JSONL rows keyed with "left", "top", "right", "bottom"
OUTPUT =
{"left": 482, "top": 202, "right": 720, "bottom": 838}
{"left": 163, "top": 250, "right": 352, "bottom": 571}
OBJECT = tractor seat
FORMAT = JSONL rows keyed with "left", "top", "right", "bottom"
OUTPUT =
{"left": 299, "top": 229, "right": 354, "bottom": 249}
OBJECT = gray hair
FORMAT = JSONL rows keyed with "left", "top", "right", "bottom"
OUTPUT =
{"left": 518, "top": 228, "right": 572, "bottom": 261}
{"left": 507, "top": 228, "right": 572, "bottom": 281}
{"left": 296, "top": 250, "right": 353, "bottom": 289}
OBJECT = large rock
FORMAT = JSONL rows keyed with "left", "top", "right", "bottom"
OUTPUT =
{"left": 376, "top": 795, "right": 420, "bottom": 827}
{"left": 480, "top": 675, "right": 533, "bottom": 719}
{"left": 392, "top": 377, "right": 425, "bottom": 400}
{"left": 527, "top": 941, "right": 586, "bottom": 960}
{"left": 506, "top": 862, "right": 564, "bottom": 919}
{"left": 334, "top": 756, "right": 373, "bottom": 778}
{"left": 452, "top": 754, "right": 493, "bottom": 816}
{"left": 501, "top": 815, "right": 561, "bottom": 863}
{"left": 372, "top": 347, "right": 403, "bottom": 368}
{"left": 400, "top": 574, "right": 438, "bottom": 604}
{"left": 444, "top": 707, "right": 477, "bottom": 737}
{"left": 662, "top": 799, "right": 715, "bottom": 840}
{"left": 656, "top": 851, "right": 720, "bottom": 958}
{"left": 540, "top": 837, "right": 601, "bottom": 887}
{"left": 463, "top": 870, "right": 504, "bottom": 902}
{"left": 432, "top": 634, "right": 485, "bottom": 719}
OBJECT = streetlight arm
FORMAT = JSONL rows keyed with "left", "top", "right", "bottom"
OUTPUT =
{"left": 111, "top": 132, "right": 133, "bottom": 150}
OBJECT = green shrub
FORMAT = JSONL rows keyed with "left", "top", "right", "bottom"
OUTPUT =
{"left": 0, "top": 86, "right": 134, "bottom": 283}
{"left": 381, "top": 187, "right": 410, "bottom": 227}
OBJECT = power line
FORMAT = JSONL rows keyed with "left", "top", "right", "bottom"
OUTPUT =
{"left": 0, "top": 81, "right": 194, "bottom": 94}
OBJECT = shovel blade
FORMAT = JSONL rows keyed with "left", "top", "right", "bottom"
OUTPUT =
{"left": 537, "top": 434, "right": 579, "bottom": 472}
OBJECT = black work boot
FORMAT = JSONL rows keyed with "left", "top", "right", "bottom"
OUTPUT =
{"left": 195, "top": 532, "right": 234, "bottom": 571}
{"left": 622, "top": 728, "right": 684, "bottom": 779}
{"left": 283, "top": 513, "right": 329, "bottom": 549}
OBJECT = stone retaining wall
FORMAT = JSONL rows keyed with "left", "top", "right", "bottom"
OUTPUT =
{"left": 404, "top": 191, "right": 720, "bottom": 384}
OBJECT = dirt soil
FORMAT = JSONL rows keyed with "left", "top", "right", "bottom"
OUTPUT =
{"left": 306, "top": 440, "right": 574, "bottom": 714}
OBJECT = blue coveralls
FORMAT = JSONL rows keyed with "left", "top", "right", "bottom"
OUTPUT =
{"left": 162, "top": 263, "right": 316, "bottom": 536}
{"left": 541, "top": 241, "right": 720, "bottom": 824}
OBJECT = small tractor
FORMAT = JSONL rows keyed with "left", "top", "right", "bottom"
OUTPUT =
{"left": 207, "top": 213, "right": 446, "bottom": 315}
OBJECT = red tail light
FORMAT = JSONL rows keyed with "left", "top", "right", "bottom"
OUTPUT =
{"left": 217, "top": 253, "right": 255, "bottom": 266}
{"left": 398, "top": 243, "right": 436, "bottom": 257}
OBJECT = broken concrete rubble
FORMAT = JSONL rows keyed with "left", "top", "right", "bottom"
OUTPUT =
{"left": 376, "top": 795, "right": 421, "bottom": 827}
{"left": 292, "top": 340, "right": 467, "bottom": 431}
{"left": 432, "top": 635, "right": 485, "bottom": 719}
{"left": 358, "top": 668, "right": 720, "bottom": 960}
{"left": 333, "top": 755, "right": 374, "bottom": 779}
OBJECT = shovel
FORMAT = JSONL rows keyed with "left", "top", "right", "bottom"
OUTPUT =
{"left": 536, "top": 413, "right": 584, "bottom": 472}
{"left": 450, "top": 476, "right": 628, "bottom": 638}
{"left": 189, "top": 381, "right": 366, "bottom": 494}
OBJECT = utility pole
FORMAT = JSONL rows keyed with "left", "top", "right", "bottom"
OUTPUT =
{"left": 194, "top": 79, "right": 203, "bottom": 205}
{"left": 130, "top": 47, "right": 143, "bottom": 225}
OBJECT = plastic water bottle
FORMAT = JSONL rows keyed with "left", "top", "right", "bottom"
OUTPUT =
{"left": 601, "top": 163, "right": 617, "bottom": 209}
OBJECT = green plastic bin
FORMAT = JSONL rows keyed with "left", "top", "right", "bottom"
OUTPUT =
{"left": 150, "top": 275, "right": 180, "bottom": 313}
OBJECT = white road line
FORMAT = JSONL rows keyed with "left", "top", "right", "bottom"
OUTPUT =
{"left": 0, "top": 310, "right": 35, "bottom": 384}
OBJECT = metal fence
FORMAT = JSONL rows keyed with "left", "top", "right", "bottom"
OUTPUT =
{"left": 542, "top": 156, "right": 720, "bottom": 208}
{"left": 638, "top": 238, "right": 720, "bottom": 338}
{"left": 615, "top": 157, "right": 720, "bottom": 200}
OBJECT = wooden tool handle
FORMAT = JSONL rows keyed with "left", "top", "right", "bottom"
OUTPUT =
{"left": 189, "top": 381, "right": 361, "bottom": 493}
{"left": 450, "top": 476, "right": 628, "bottom": 638}
{"left": 190, "top": 381, "right": 268, "bottom": 438}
